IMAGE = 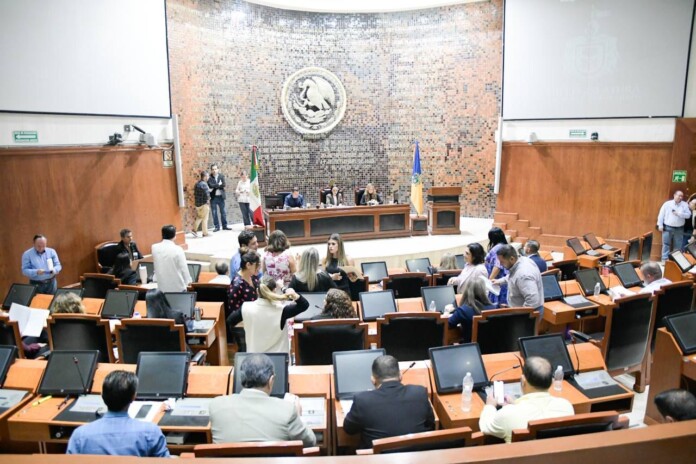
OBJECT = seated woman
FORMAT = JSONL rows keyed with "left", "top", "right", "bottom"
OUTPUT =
{"left": 51, "top": 292, "right": 86, "bottom": 314}
{"left": 228, "top": 275, "right": 309, "bottom": 353}
{"left": 262, "top": 230, "right": 297, "bottom": 285}
{"left": 145, "top": 289, "right": 190, "bottom": 332}
{"left": 445, "top": 277, "right": 498, "bottom": 343}
{"left": 323, "top": 233, "right": 359, "bottom": 296}
{"left": 108, "top": 252, "right": 137, "bottom": 285}
{"left": 312, "top": 288, "right": 357, "bottom": 320}
{"left": 325, "top": 185, "right": 343, "bottom": 207}
{"left": 360, "top": 183, "right": 383, "bottom": 206}
{"left": 448, "top": 243, "right": 488, "bottom": 294}
{"left": 289, "top": 248, "right": 337, "bottom": 293}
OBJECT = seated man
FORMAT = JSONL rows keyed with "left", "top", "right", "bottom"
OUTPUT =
{"left": 115, "top": 228, "right": 142, "bottom": 262}
{"left": 479, "top": 356, "right": 574, "bottom": 443}
{"left": 209, "top": 261, "right": 231, "bottom": 285}
{"left": 209, "top": 353, "right": 316, "bottom": 447}
{"left": 343, "top": 355, "right": 435, "bottom": 449}
{"left": 654, "top": 389, "right": 696, "bottom": 422}
{"left": 284, "top": 187, "right": 305, "bottom": 209}
{"left": 524, "top": 240, "right": 547, "bottom": 273}
{"left": 67, "top": 371, "right": 169, "bottom": 457}
{"left": 640, "top": 261, "right": 672, "bottom": 295}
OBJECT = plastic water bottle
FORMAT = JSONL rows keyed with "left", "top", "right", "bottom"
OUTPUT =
{"left": 593, "top": 282, "right": 601, "bottom": 296}
{"left": 429, "top": 300, "right": 437, "bottom": 312}
{"left": 461, "top": 372, "right": 474, "bottom": 412}
{"left": 553, "top": 365, "right": 564, "bottom": 391}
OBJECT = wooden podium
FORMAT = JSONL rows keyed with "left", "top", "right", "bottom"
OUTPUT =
{"left": 426, "top": 187, "right": 461, "bottom": 235}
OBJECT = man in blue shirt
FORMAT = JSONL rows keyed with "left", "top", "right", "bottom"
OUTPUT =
{"left": 67, "top": 370, "right": 170, "bottom": 457}
{"left": 283, "top": 187, "right": 305, "bottom": 209}
{"left": 21, "top": 234, "right": 62, "bottom": 294}
{"left": 230, "top": 230, "right": 261, "bottom": 278}
{"left": 524, "top": 240, "right": 548, "bottom": 273}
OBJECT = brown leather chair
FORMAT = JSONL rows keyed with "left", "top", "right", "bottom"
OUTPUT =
{"left": 357, "top": 426, "right": 484, "bottom": 454}
{"left": 191, "top": 441, "right": 320, "bottom": 457}
{"left": 511, "top": 411, "right": 629, "bottom": 442}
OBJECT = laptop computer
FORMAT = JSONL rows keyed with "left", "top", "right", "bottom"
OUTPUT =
{"left": 100, "top": 289, "right": 138, "bottom": 319}
{"left": 574, "top": 268, "right": 608, "bottom": 296}
{"left": 359, "top": 290, "right": 397, "bottom": 322}
{"left": 541, "top": 274, "right": 595, "bottom": 309}
{"left": 429, "top": 344, "right": 489, "bottom": 394}
{"left": 567, "top": 237, "right": 601, "bottom": 257}
{"left": 49, "top": 288, "right": 85, "bottom": 313}
{"left": 2, "top": 284, "right": 37, "bottom": 310}
{"left": 669, "top": 250, "right": 694, "bottom": 273}
{"left": 38, "top": 350, "right": 99, "bottom": 396}
{"left": 612, "top": 262, "right": 644, "bottom": 288}
{"left": 164, "top": 292, "right": 197, "bottom": 319}
{"left": 361, "top": 261, "right": 388, "bottom": 284}
{"left": 686, "top": 241, "right": 696, "bottom": 260}
{"left": 295, "top": 292, "right": 328, "bottom": 322}
{"left": 421, "top": 285, "right": 457, "bottom": 313}
{"left": 187, "top": 263, "right": 202, "bottom": 283}
{"left": 406, "top": 258, "right": 432, "bottom": 274}
{"left": 136, "top": 352, "right": 190, "bottom": 400}
{"left": 664, "top": 311, "right": 696, "bottom": 355}
{"left": 583, "top": 233, "right": 617, "bottom": 251}
{"left": 233, "top": 352, "right": 289, "bottom": 398}
{"left": 333, "top": 349, "right": 386, "bottom": 400}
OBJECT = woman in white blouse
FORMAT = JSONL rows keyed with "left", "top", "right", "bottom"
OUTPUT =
{"left": 448, "top": 243, "right": 488, "bottom": 294}
{"left": 235, "top": 171, "right": 253, "bottom": 226}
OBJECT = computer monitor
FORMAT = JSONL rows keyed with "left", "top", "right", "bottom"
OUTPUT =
{"left": 187, "top": 264, "right": 202, "bottom": 283}
{"left": 333, "top": 349, "right": 386, "bottom": 400}
{"left": 100, "top": 289, "right": 138, "bottom": 319}
{"left": 686, "top": 241, "right": 696, "bottom": 259}
{"left": 0, "top": 345, "right": 17, "bottom": 387}
{"left": 136, "top": 352, "right": 190, "bottom": 400}
{"left": 265, "top": 195, "right": 284, "bottom": 210}
{"left": 518, "top": 334, "right": 575, "bottom": 379}
{"left": 454, "top": 254, "right": 466, "bottom": 269}
{"left": 429, "top": 344, "right": 489, "bottom": 394}
{"left": 612, "top": 263, "right": 643, "bottom": 288}
{"left": 359, "top": 290, "right": 397, "bottom": 322}
{"left": 566, "top": 237, "right": 587, "bottom": 256}
{"left": 584, "top": 233, "right": 602, "bottom": 250}
{"left": 406, "top": 258, "right": 432, "bottom": 273}
{"left": 361, "top": 261, "right": 388, "bottom": 284}
{"left": 38, "top": 350, "right": 99, "bottom": 396}
{"left": 294, "top": 292, "right": 327, "bottom": 322}
{"left": 233, "top": 352, "right": 289, "bottom": 398}
{"left": 48, "top": 288, "right": 85, "bottom": 313}
{"left": 421, "top": 285, "right": 457, "bottom": 313}
{"left": 137, "top": 262, "right": 155, "bottom": 283}
{"left": 574, "top": 268, "right": 607, "bottom": 296}
{"left": 2, "top": 284, "right": 37, "bottom": 310}
{"left": 542, "top": 274, "right": 564, "bottom": 302}
{"left": 664, "top": 311, "right": 696, "bottom": 355}
{"left": 669, "top": 250, "right": 694, "bottom": 272}
{"left": 164, "top": 292, "right": 197, "bottom": 319}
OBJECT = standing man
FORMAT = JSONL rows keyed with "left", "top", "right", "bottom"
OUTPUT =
{"left": 115, "top": 228, "right": 142, "bottom": 262}
{"left": 192, "top": 170, "right": 211, "bottom": 238}
{"left": 209, "top": 164, "right": 231, "bottom": 232}
{"left": 152, "top": 225, "right": 191, "bottom": 292}
{"left": 493, "top": 245, "right": 544, "bottom": 315}
{"left": 21, "top": 234, "right": 62, "bottom": 295}
{"left": 657, "top": 190, "right": 691, "bottom": 261}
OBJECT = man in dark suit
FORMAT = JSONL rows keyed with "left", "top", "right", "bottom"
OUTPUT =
{"left": 115, "top": 228, "right": 142, "bottom": 262}
{"left": 343, "top": 355, "right": 435, "bottom": 449}
{"left": 524, "top": 240, "right": 547, "bottom": 273}
{"left": 208, "top": 163, "right": 231, "bottom": 231}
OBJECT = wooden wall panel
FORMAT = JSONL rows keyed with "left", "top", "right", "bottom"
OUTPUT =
{"left": 496, "top": 142, "right": 673, "bottom": 256}
{"left": 0, "top": 146, "right": 183, "bottom": 296}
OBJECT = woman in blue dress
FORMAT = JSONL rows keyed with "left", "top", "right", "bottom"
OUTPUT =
{"left": 446, "top": 277, "right": 499, "bottom": 343}
{"left": 485, "top": 227, "right": 509, "bottom": 305}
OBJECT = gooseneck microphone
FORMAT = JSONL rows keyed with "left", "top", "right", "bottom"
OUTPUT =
{"left": 73, "top": 356, "right": 88, "bottom": 394}
{"left": 489, "top": 364, "right": 521, "bottom": 382}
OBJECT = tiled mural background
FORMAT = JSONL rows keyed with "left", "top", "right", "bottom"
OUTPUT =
{"left": 167, "top": 0, "right": 502, "bottom": 226}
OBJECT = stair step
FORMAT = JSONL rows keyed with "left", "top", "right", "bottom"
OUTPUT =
{"left": 494, "top": 212, "right": 519, "bottom": 224}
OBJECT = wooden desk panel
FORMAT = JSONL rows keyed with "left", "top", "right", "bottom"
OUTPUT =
{"left": 543, "top": 300, "right": 600, "bottom": 326}
{"left": 4, "top": 360, "right": 46, "bottom": 392}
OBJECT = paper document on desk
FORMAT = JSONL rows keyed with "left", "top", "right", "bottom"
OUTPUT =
{"left": 608, "top": 286, "right": 636, "bottom": 299}
{"left": 171, "top": 398, "right": 211, "bottom": 416}
{"left": 9, "top": 303, "right": 49, "bottom": 338}
{"left": 0, "top": 389, "right": 27, "bottom": 409}
{"left": 192, "top": 320, "right": 214, "bottom": 331}
{"left": 574, "top": 370, "right": 619, "bottom": 390}
{"left": 108, "top": 319, "right": 122, "bottom": 332}
{"left": 300, "top": 397, "right": 325, "bottom": 427}
{"left": 339, "top": 399, "right": 353, "bottom": 414}
{"left": 70, "top": 394, "right": 107, "bottom": 413}
{"left": 551, "top": 252, "right": 565, "bottom": 262}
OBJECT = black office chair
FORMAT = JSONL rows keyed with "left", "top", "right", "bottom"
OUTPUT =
{"left": 293, "top": 319, "right": 368, "bottom": 365}
{"left": 94, "top": 241, "right": 120, "bottom": 273}
{"left": 348, "top": 277, "right": 369, "bottom": 302}
{"left": 80, "top": 273, "right": 120, "bottom": 299}
{"left": 47, "top": 314, "right": 115, "bottom": 363}
{"left": 472, "top": 308, "right": 539, "bottom": 355}
{"left": 318, "top": 188, "right": 332, "bottom": 204}
{"left": 115, "top": 318, "right": 187, "bottom": 364}
{"left": 641, "top": 232, "right": 653, "bottom": 263}
{"left": 511, "top": 411, "right": 629, "bottom": 442}
{"left": 0, "top": 315, "right": 24, "bottom": 358}
{"left": 550, "top": 259, "right": 579, "bottom": 281}
{"left": 377, "top": 312, "right": 446, "bottom": 361}
{"left": 432, "top": 270, "right": 461, "bottom": 287}
{"left": 191, "top": 283, "right": 229, "bottom": 317}
{"left": 354, "top": 187, "right": 366, "bottom": 206}
{"left": 382, "top": 273, "right": 430, "bottom": 299}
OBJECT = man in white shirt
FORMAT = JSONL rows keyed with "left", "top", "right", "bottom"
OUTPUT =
{"left": 151, "top": 224, "right": 191, "bottom": 292}
{"left": 479, "top": 356, "right": 574, "bottom": 443}
{"left": 639, "top": 261, "right": 671, "bottom": 295}
{"left": 657, "top": 190, "right": 691, "bottom": 260}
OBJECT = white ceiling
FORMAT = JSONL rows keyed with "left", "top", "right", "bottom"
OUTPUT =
{"left": 243, "top": 0, "right": 488, "bottom": 14}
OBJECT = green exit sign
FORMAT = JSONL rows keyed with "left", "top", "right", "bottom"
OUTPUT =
{"left": 569, "top": 129, "right": 587, "bottom": 138}
{"left": 13, "top": 130, "right": 38, "bottom": 143}
{"left": 673, "top": 170, "right": 687, "bottom": 183}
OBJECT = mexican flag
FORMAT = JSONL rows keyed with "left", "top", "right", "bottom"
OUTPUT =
{"left": 249, "top": 146, "right": 265, "bottom": 227}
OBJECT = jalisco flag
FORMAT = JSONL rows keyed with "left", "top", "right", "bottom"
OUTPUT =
{"left": 249, "top": 146, "right": 265, "bottom": 227}
{"left": 411, "top": 141, "right": 423, "bottom": 216}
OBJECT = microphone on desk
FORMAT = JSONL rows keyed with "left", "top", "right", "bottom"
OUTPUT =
{"left": 488, "top": 364, "right": 521, "bottom": 382}
{"left": 401, "top": 362, "right": 417, "bottom": 377}
{"left": 73, "top": 356, "right": 88, "bottom": 394}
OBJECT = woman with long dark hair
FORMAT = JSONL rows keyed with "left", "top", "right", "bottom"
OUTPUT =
{"left": 485, "top": 227, "right": 509, "bottom": 304}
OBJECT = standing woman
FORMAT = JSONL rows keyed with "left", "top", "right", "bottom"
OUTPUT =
{"left": 448, "top": 243, "right": 488, "bottom": 294}
{"left": 235, "top": 170, "right": 254, "bottom": 227}
{"left": 485, "top": 227, "right": 509, "bottom": 305}
{"left": 228, "top": 275, "right": 309, "bottom": 353}
{"left": 226, "top": 252, "right": 261, "bottom": 350}
{"left": 325, "top": 186, "right": 343, "bottom": 207}
{"left": 262, "top": 230, "right": 297, "bottom": 285}
{"left": 323, "top": 233, "right": 358, "bottom": 297}
{"left": 289, "top": 248, "right": 337, "bottom": 293}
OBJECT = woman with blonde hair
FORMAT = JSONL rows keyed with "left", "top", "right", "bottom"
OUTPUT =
{"left": 313, "top": 288, "right": 357, "bottom": 319}
{"left": 51, "top": 292, "right": 86, "bottom": 314}
{"left": 289, "top": 247, "right": 336, "bottom": 293}
{"left": 445, "top": 276, "right": 498, "bottom": 343}
{"left": 360, "top": 183, "right": 383, "bottom": 205}
{"left": 227, "top": 275, "right": 309, "bottom": 353}
{"left": 438, "top": 253, "right": 458, "bottom": 271}
{"left": 262, "top": 230, "right": 297, "bottom": 284}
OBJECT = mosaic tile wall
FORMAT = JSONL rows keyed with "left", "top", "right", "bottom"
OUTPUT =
{"left": 167, "top": 0, "right": 503, "bottom": 226}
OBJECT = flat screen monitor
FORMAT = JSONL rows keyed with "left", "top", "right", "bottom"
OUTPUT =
{"left": 664, "top": 311, "right": 696, "bottom": 355}
{"left": 686, "top": 241, "right": 696, "bottom": 259}
{"left": 0, "top": 345, "right": 17, "bottom": 387}
{"left": 38, "top": 350, "right": 99, "bottom": 396}
{"left": 233, "top": 352, "right": 289, "bottom": 398}
{"left": 48, "top": 288, "right": 85, "bottom": 313}
{"left": 136, "top": 352, "right": 190, "bottom": 400}
{"left": 137, "top": 262, "right": 155, "bottom": 283}
{"left": 2, "top": 284, "right": 37, "bottom": 310}
{"left": 187, "top": 264, "right": 201, "bottom": 283}
{"left": 583, "top": 233, "right": 601, "bottom": 250}
{"left": 406, "top": 258, "right": 432, "bottom": 273}
{"left": 566, "top": 237, "right": 587, "bottom": 256}
{"left": 100, "top": 289, "right": 138, "bottom": 319}
{"left": 612, "top": 263, "right": 643, "bottom": 288}
{"left": 361, "top": 262, "right": 388, "bottom": 284}
{"left": 669, "top": 250, "right": 693, "bottom": 272}
{"left": 454, "top": 254, "right": 466, "bottom": 269}
{"left": 421, "top": 286, "right": 456, "bottom": 313}
{"left": 164, "top": 292, "right": 197, "bottom": 319}
{"left": 265, "top": 195, "right": 284, "bottom": 210}
{"left": 294, "top": 292, "right": 327, "bottom": 322}
{"left": 542, "top": 274, "right": 564, "bottom": 302}
{"left": 518, "top": 334, "right": 575, "bottom": 379}
{"left": 359, "top": 290, "right": 397, "bottom": 322}
{"left": 333, "top": 349, "right": 386, "bottom": 400}
{"left": 429, "top": 344, "right": 489, "bottom": 394}
{"left": 628, "top": 239, "right": 641, "bottom": 261}
{"left": 574, "top": 269, "right": 607, "bottom": 296}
